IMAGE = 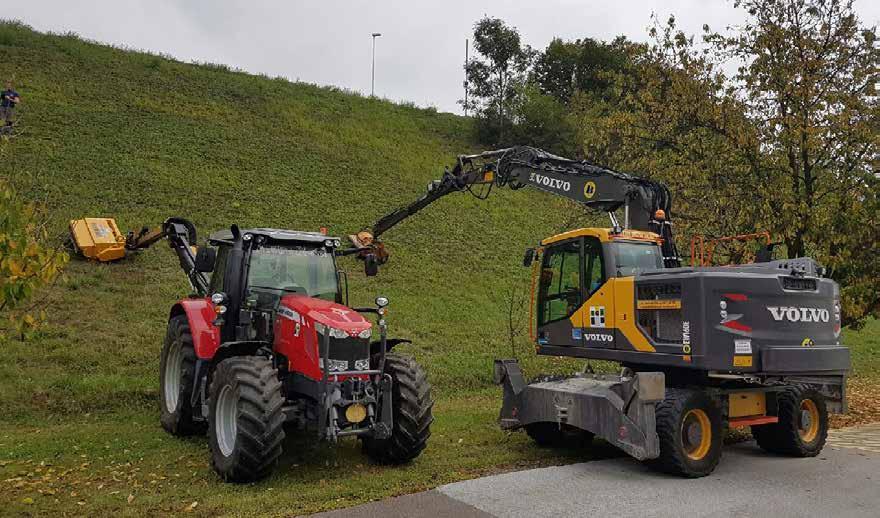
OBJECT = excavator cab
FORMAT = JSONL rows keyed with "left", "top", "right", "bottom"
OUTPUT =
{"left": 531, "top": 228, "right": 665, "bottom": 352}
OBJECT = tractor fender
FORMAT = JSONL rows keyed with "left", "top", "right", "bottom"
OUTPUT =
{"left": 170, "top": 298, "right": 221, "bottom": 360}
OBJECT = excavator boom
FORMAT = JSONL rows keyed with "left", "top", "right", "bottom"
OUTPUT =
{"left": 358, "top": 146, "right": 679, "bottom": 267}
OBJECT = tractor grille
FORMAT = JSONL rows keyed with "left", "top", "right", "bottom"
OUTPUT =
{"left": 326, "top": 336, "right": 370, "bottom": 364}
{"left": 636, "top": 283, "right": 683, "bottom": 344}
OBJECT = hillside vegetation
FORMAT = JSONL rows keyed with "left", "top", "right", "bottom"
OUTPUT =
{"left": 0, "top": 22, "right": 877, "bottom": 517}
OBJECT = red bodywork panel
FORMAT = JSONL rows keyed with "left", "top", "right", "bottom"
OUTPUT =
{"left": 274, "top": 295, "right": 372, "bottom": 381}
{"left": 175, "top": 297, "right": 221, "bottom": 359}
{"left": 174, "top": 294, "right": 372, "bottom": 379}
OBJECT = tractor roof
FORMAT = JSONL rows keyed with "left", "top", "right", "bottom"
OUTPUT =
{"left": 208, "top": 228, "right": 338, "bottom": 245}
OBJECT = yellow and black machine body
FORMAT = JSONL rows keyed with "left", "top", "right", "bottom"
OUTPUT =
{"left": 356, "top": 146, "right": 850, "bottom": 477}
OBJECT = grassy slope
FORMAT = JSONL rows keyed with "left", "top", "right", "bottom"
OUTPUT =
{"left": 0, "top": 22, "right": 877, "bottom": 516}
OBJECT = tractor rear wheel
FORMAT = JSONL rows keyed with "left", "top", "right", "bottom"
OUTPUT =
{"left": 752, "top": 385, "right": 827, "bottom": 457}
{"left": 650, "top": 388, "right": 723, "bottom": 478}
{"left": 525, "top": 422, "right": 594, "bottom": 448}
{"left": 159, "top": 315, "right": 205, "bottom": 436}
{"left": 363, "top": 353, "right": 433, "bottom": 464}
{"left": 207, "top": 356, "right": 286, "bottom": 483}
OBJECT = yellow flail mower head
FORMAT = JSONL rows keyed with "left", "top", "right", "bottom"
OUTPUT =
{"left": 68, "top": 217, "right": 198, "bottom": 262}
{"left": 68, "top": 218, "right": 128, "bottom": 262}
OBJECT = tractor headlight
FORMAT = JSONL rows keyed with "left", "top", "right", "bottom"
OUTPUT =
{"left": 329, "top": 327, "right": 348, "bottom": 339}
{"left": 320, "top": 358, "right": 349, "bottom": 372}
{"left": 316, "top": 322, "right": 349, "bottom": 339}
{"left": 353, "top": 358, "right": 371, "bottom": 371}
{"left": 357, "top": 328, "right": 372, "bottom": 340}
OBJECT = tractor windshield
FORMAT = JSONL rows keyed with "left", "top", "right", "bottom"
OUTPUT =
{"left": 612, "top": 241, "right": 663, "bottom": 277}
{"left": 247, "top": 245, "right": 339, "bottom": 302}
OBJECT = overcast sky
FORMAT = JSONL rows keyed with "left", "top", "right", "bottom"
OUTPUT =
{"left": 8, "top": 1, "right": 880, "bottom": 113}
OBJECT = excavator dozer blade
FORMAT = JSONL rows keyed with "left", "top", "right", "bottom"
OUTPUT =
{"left": 494, "top": 359, "right": 665, "bottom": 461}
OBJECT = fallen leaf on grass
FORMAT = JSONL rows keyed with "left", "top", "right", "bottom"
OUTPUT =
{"left": 127, "top": 493, "right": 135, "bottom": 504}
{"left": 184, "top": 501, "right": 198, "bottom": 512}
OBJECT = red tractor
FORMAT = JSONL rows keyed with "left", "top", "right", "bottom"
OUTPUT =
{"left": 125, "top": 219, "right": 433, "bottom": 482}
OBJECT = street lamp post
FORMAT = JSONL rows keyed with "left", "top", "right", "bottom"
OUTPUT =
{"left": 371, "top": 32, "right": 381, "bottom": 97}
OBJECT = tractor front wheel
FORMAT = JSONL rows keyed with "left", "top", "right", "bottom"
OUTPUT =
{"left": 207, "top": 356, "right": 286, "bottom": 483}
{"left": 363, "top": 353, "right": 433, "bottom": 464}
{"left": 159, "top": 315, "right": 205, "bottom": 436}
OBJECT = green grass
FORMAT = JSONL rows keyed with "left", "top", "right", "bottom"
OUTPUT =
{"left": 0, "top": 21, "right": 878, "bottom": 516}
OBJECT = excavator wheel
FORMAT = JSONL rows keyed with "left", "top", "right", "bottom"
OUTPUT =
{"left": 752, "top": 385, "right": 828, "bottom": 457}
{"left": 650, "top": 388, "right": 723, "bottom": 478}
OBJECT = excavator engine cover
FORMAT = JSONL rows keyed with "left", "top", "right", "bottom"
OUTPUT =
{"left": 69, "top": 218, "right": 127, "bottom": 262}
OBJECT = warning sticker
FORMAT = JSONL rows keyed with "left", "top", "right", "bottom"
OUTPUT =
{"left": 734, "top": 339, "right": 752, "bottom": 355}
{"left": 733, "top": 356, "right": 753, "bottom": 367}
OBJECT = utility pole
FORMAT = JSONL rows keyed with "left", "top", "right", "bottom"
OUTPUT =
{"left": 371, "top": 32, "right": 382, "bottom": 97}
{"left": 464, "top": 38, "right": 469, "bottom": 116}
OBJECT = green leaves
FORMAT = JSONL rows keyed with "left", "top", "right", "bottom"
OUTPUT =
{"left": 574, "top": 0, "right": 879, "bottom": 326}
{"left": 0, "top": 180, "right": 69, "bottom": 339}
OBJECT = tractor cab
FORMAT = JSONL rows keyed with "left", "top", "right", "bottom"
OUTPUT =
{"left": 206, "top": 228, "right": 344, "bottom": 310}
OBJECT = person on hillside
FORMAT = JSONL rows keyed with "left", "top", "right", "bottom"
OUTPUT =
{"left": 1, "top": 81, "right": 21, "bottom": 127}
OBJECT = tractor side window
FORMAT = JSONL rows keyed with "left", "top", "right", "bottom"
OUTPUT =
{"left": 584, "top": 237, "right": 604, "bottom": 295}
{"left": 209, "top": 246, "right": 228, "bottom": 295}
{"left": 538, "top": 240, "right": 582, "bottom": 325}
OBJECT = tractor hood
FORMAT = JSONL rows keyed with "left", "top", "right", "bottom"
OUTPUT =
{"left": 279, "top": 295, "right": 371, "bottom": 337}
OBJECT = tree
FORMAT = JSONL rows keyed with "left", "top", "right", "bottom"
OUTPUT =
{"left": 462, "top": 17, "right": 533, "bottom": 145}
{"left": 0, "top": 178, "right": 68, "bottom": 339}
{"left": 534, "top": 36, "right": 633, "bottom": 105}
{"left": 578, "top": 1, "right": 879, "bottom": 326}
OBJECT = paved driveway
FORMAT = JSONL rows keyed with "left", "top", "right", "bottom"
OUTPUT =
{"left": 312, "top": 424, "right": 880, "bottom": 518}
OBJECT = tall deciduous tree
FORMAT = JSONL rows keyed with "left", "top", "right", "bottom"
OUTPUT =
{"left": 462, "top": 17, "right": 533, "bottom": 145}
{"left": 578, "top": 1, "right": 879, "bottom": 326}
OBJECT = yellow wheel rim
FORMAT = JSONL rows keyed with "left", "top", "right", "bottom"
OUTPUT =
{"left": 682, "top": 409, "right": 712, "bottom": 461}
{"left": 799, "top": 399, "right": 820, "bottom": 443}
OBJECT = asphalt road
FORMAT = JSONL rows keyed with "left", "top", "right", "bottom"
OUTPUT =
{"left": 311, "top": 441, "right": 880, "bottom": 517}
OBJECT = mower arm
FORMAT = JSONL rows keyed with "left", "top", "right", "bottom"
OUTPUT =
{"left": 126, "top": 217, "right": 209, "bottom": 296}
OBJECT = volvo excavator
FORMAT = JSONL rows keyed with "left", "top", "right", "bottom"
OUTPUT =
{"left": 352, "top": 146, "right": 850, "bottom": 477}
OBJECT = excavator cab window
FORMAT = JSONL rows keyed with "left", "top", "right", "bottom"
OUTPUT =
{"left": 584, "top": 237, "right": 604, "bottom": 295}
{"left": 538, "top": 240, "right": 582, "bottom": 325}
{"left": 611, "top": 241, "right": 663, "bottom": 277}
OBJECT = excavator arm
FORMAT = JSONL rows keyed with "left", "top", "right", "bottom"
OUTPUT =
{"left": 353, "top": 146, "right": 680, "bottom": 268}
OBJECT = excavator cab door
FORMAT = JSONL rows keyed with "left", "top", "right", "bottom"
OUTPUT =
{"left": 535, "top": 239, "right": 583, "bottom": 347}
{"left": 533, "top": 236, "right": 615, "bottom": 350}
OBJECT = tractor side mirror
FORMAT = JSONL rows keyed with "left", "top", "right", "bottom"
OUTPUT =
{"left": 195, "top": 246, "right": 216, "bottom": 272}
{"left": 364, "top": 253, "right": 379, "bottom": 277}
{"left": 523, "top": 248, "right": 536, "bottom": 267}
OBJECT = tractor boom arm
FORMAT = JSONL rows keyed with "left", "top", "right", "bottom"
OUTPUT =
{"left": 126, "top": 217, "right": 209, "bottom": 296}
{"left": 361, "top": 146, "right": 680, "bottom": 267}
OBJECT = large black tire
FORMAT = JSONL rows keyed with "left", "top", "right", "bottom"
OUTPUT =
{"left": 650, "top": 388, "right": 723, "bottom": 478}
{"left": 159, "top": 315, "right": 205, "bottom": 436}
{"left": 525, "top": 422, "right": 594, "bottom": 448}
{"left": 363, "top": 353, "right": 433, "bottom": 464}
{"left": 752, "top": 386, "right": 828, "bottom": 457}
{"left": 207, "top": 356, "right": 286, "bottom": 483}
